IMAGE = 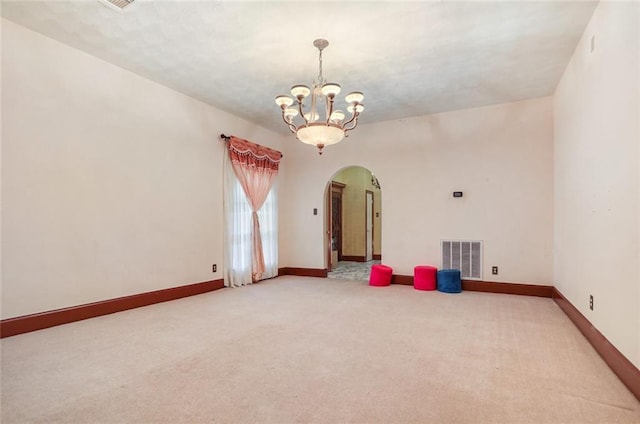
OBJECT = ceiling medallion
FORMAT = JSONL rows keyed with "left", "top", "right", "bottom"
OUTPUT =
{"left": 275, "top": 39, "right": 364, "bottom": 155}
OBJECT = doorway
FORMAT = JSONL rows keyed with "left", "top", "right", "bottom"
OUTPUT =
{"left": 366, "top": 190, "right": 374, "bottom": 261}
{"left": 329, "top": 181, "right": 345, "bottom": 270}
{"left": 325, "top": 166, "right": 382, "bottom": 279}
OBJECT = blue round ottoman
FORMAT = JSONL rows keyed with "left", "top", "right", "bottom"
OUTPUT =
{"left": 437, "top": 269, "right": 462, "bottom": 293}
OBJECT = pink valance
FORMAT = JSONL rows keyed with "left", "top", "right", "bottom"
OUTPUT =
{"left": 228, "top": 136, "right": 282, "bottom": 171}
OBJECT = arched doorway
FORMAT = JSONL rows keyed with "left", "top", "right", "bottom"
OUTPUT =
{"left": 324, "top": 166, "right": 382, "bottom": 280}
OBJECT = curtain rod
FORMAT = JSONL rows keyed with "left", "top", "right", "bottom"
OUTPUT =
{"left": 219, "top": 133, "right": 283, "bottom": 158}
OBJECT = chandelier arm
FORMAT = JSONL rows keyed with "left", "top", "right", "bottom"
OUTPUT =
{"left": 344, "top": 125, "right": 357, "bottom": 135}
{"left": 344, "top": 125, "right": 358, "bottom": 137}
{"left": 297, "top": 99, "right": 309, "bottom": 126}
{"left": 280, "top": 110, "right": 297, "bottom": 133}
{"left": 343, "top": 114, "right": 361, "bottom": 133}
{"left": 342, "top": 111, "right": 359, "bottom": 128}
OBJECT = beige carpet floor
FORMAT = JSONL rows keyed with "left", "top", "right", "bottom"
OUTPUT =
{"left": 1, "top": 276, "right": 639, "bottom": 423}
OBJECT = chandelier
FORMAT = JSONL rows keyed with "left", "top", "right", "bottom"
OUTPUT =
{"left": 275, "top": 39, "right": 364, "bottom": 155}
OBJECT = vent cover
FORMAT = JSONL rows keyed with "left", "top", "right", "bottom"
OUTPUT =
{"left": 441, "top": 240, "right": 483, "bottom": 280}
{"left": 99, "top": 0, "right": 134, "bottom": 10}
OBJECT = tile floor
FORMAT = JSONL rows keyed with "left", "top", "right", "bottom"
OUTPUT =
{"left": 327, "top": 260, "right": 381, "bottom": 281}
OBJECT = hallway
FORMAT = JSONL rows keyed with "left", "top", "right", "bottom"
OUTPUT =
{"left": 327, "top": 260, "right": 381, "bottom": 281}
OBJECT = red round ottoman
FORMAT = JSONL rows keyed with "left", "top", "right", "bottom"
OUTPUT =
{"left": 414, "top": 265, "right": 437, "bottom": 291}
{"left": 369, "top": 264, "right": 393, "bottom": 287}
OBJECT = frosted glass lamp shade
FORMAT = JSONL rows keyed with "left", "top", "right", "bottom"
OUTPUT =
{"left": 284, "top": 107, "right": 298, "bottom": 117}
{"left": 347, "top": 104, "right": 365, "bottom": 113}
{"left": 330, "top": 110, "right": 345, "bottom": 122}
{"left": 345, "top": 91, "right": 364, "bottom": 104}
{"left": 284, "top": 108, "right": 298, "bottom": 122}
{"left": 275, "top": 95, "right": 294, "bottom": 107}
{"left": 291, "top": 85, "right": 311, "bottom": 98}
{"left": 297, "top": 124, "right": 345, "bottom": 146}
{"left": 321, "top": 83, "right": 341, "bottom": 97}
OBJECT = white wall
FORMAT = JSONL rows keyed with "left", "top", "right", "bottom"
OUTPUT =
{"left": 1, "top": 19, "right": 286, "bottom": 319}
{"left": 282, "top": 97, "right": 554, "bottom": 284}
{"left": 553, "top": 1, "right": 640, "bottom": 368}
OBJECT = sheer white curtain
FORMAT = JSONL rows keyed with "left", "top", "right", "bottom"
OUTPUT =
{"left": 258, "top": 182, "right": 278, "bottom": 279}
{"left": 223, "top": 140, "right": 279, "bottom": 287}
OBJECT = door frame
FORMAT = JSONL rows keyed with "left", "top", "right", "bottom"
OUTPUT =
{"left": 365, "top": 190, "right": 374, "bottom": 262}
{"left": 327, "top": 181, "right": 345, "bottom": 272}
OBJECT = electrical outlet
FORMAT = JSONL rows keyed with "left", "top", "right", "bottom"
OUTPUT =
{"left": 589, "top": 295, "right": 593, "bottom": 311}
{"left": 492, "top": 266, "right": 498, "bottom": 275}
{"left": 212, "top": 264, "right": 217, "bottom": 273}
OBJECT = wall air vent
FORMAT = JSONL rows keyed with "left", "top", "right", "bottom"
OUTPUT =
{"left": 441, "top": 240, "right": 483, "bottom": 280}
{"left": 98, "top": 0, "right": 135, "bottom": 11}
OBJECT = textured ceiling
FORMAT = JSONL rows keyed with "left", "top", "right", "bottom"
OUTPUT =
{"left": 1, "top": 0, "right": 598, "bottom": 134}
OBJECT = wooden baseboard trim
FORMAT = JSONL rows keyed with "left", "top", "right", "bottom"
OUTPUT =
{"left": 372, "top": 254, "right": 382, "bottom": 260}
{"left": 552, "top": 288, "right": 640, "bottom": 401}
{"left": 341, "top": 256, "right": 366, "bottom": 263}
{"left": 278, "top": 267, "right": 328, "bottom": 278}
{"left": 462, "top": 280, "right": 553, "bottom": 297}
{"left": 391, "top": 274, "right": 414, "bottom": 285}
{"left": 0, "top": 279, "right": 224, "bottom": 339}
{"left": 389, "top": 275, "right": 552, "bottom": 297}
